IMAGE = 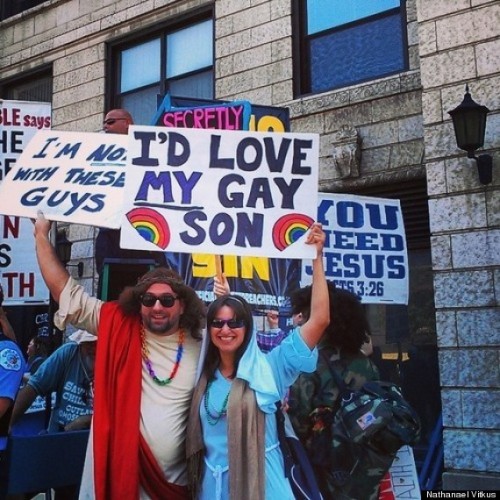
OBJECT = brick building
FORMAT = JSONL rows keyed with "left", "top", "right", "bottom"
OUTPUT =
{"left": 1, "top": 0, "right": 498, "bottom": 490}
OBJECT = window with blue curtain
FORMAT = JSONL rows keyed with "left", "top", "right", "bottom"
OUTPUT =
{"left": 295, "top": 0, "right": 408, "bottom": 96}
{"left": 110, "top": 16, "right": 214, "bottom": 125}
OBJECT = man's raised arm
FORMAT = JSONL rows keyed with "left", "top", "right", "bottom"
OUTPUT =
{"left": 33, "top": 213, "right": 70, "bottom": 304}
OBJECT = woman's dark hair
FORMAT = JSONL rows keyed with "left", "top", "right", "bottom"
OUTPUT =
{"left": 203, "top": 294, "right": 253, "bottom": 380}
{"left": 27, "top": 335, "right": 53, "bottom": 374}
{"left": 291, "top": 281, "right": 370, "bottom": 355}
{"left": 117, "top": 267, "right": 206, "bottom": 339}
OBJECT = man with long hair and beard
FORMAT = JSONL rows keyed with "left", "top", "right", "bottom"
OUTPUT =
{"left": 33, "top": 213, "right": 206, "bottom": 499}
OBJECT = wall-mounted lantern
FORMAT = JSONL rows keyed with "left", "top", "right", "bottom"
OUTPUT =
{"left": 448, "top": 84, "right": 493, "bottom": 185}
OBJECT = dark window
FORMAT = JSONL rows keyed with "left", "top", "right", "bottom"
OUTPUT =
{"left": 354, "top": 180, "right": 440, "bottom": 451}
{"left": 355, "top": 179, "right": 433, "bottom": 346}
{"left": 99, "top": 259, "right": 157, "bottom": 301}
{"left": 1, "top": 0, "right": 47, "bottom": 21}
{"left": 108, "top": 13, "right": 214, "bottom": 125}
{"left": 1, "top": 69, "right": 53, "bottom": 103}
{"left": 294, "top": 0, "right": 408, "bottom": 96}
{"left": 355, "top": 178, "right": 430, "bottom": 252}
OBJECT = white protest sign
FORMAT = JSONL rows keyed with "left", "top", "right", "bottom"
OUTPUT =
{"left": 379, "top": 446, "right": 421, "bottom": 499}
{"left": 0, "top": 100, "right": 51, "bottom": 304}
{"left": 0, "top": 129, "right": 127, "bottom": 228}
{"left": 1, "top": 100, "right": 51, "bottom": 181}
{"left": 301, "top": 192, "right": 408, "bottom": 304}
{"left": 121, "top": 125, "right": 319, "bottom": 259}
{"left": 1, "top": 216, "right": 51, "bottom": 305}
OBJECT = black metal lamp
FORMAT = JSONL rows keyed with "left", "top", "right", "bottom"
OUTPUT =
{"left": 56, "top": 229, "right": 83, "bottom": 277}
{"left": 448, "top": 84, "right": 493, "bottom": 185}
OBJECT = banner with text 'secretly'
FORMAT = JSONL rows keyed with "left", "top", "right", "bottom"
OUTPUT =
{"left": 0, "top": 100, "right": 51, "bottom": 305}
{"left": 155, "top": 95, "right": 299, "bottom": 318}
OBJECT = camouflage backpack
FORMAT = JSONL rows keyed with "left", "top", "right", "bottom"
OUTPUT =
{"left": 325, "top": 365, "right": 421, "bottom": 499}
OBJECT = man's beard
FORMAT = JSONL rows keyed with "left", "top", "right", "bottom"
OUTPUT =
{"left": 143, "top": 316, "right": 179, "bottom": 335}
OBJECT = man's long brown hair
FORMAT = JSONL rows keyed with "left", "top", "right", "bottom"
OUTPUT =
{"left": 117, "top": 267, "right": 206, "bottom": 339}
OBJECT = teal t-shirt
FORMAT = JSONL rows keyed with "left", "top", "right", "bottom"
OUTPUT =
{"left": 28, "top": 342, "right": 93, "bottom": 433}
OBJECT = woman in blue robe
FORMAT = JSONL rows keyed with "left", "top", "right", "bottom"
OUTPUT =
{"left": 186, "top": 223, "right": 329, "bottom": 500}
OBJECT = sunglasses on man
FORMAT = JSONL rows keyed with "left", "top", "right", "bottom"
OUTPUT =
{"left": 103, "top": 117, "right": 128, "bottom": 125}
{"left": 140, "top": 293, "right": 179, "bottom": 308}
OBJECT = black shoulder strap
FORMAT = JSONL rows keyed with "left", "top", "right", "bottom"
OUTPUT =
{"left": 275, "top": 402, "right": 293, "bottom": 478}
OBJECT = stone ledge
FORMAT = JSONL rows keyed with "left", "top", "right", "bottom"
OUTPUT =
{"left": 318, "top": 166, "right": 425, "bottom": 192}
{"left": 442, "top": 471, "right": 500, "bottom": 491}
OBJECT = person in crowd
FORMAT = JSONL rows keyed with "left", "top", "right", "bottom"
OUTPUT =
{"left": 186, "top": 222, "right": 329, "bottom": 499}
{"left": 96, "top": 108, "right": 166, "bottom": 282}
{"left": 255, "top": 309, "right": 289, "bottom": 353}
{"left": 213, "top": 275, "right": 289, "bottom": 353}
{"left": 24, "top": 335, "right": 53, "bottom": 378}
{"left": 19, "top": 334, "right": 55, "bottom": 437}
{"left": 32, "top": 212, "right": 206, "bottom": 499}
{"left": 10, "top": 330, "right": 96, "bottom": 500}
{"left": 102, "top": 108, "right": 133, "bottom": 134}
{"left": 287, "top": 284, "right": 380, "bottom": 499}
{"left": 11, "top": 329, "right": 96, "bottom": 433}
{"left": 0, "top": 285, "right": 26, "bottom": 460}
{"left": 12, "top": 338, "right": 54, "bottom": 440}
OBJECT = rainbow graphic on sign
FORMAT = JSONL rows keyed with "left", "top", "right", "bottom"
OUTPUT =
{"left": 273, "top": 213, "right": 314, "bottom": 251}
{"left": 126, "top": 207, "right": 171, "bottom": 249}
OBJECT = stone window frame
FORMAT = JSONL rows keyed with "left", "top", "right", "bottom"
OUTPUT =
{"left": 0, "top": 66, "right": 53, "bottom": 103}
{"left": 292, "top": 0, "right": 410, "bottom": 97}
{"left": 106, "top": 7, "right": 214, "bottom": 126}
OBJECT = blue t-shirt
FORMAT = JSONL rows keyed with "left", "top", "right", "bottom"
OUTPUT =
{"left": 0, "top": 334, "right": 26, "bottom": 449}
{"left": 28, "top": 342, "right": 93, "bottom": 433}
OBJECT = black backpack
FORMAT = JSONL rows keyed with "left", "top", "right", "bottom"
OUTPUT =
{"left": 324, "top": 362, "right": 421, "bottom": 499}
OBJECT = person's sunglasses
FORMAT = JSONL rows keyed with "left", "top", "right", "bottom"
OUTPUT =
{"left": 103, "top": 118, "right": 127, "bottom": 125}
{"left": 140, "top": 293, "right": 178, "bottom": 308}
{"left": 211, "top": 318, "right": 245, "bottom": 329}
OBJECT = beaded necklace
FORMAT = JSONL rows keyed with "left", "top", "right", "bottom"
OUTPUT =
{"left": 204, "top": 379, "right": 231, "bottom": 426}
{"left": 141, "top": 326, "right": 184, "bottom": 386}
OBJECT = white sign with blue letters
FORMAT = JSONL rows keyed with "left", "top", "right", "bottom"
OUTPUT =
{"left": 301, "top": 192, "right": 408, "bottom": 304}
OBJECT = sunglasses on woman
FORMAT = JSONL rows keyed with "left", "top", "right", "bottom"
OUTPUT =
{"left": 140, "top": 293, "right": 178, "bottom": 308}
{"left": 211, "top": 319, "right": 245, "bottom": 329}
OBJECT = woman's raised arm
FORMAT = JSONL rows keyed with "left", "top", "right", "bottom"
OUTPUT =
{"left": 299, "top": 223, "right": 330, "bottom": 349}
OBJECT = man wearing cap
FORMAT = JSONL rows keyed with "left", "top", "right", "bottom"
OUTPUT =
{"left": 32, "top": 213, "right": 206, "bottom": 499}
